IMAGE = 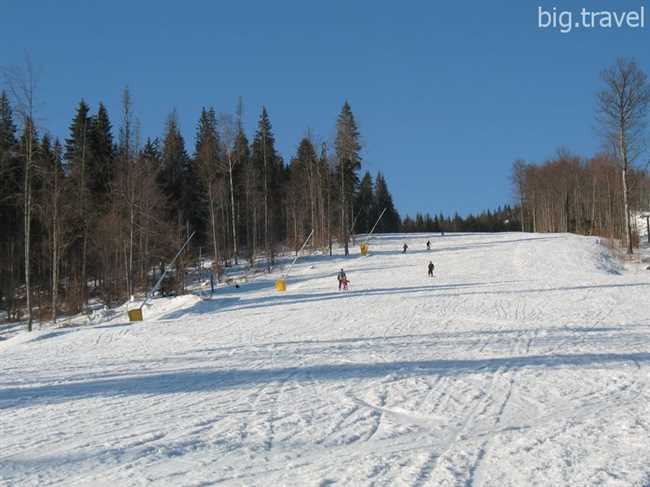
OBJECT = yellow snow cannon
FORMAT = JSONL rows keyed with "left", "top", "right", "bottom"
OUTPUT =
{"left": 360, "top": 242, "right": 369, "bottom": 256}
{"left": 127, "top": 308, "right": 143, "bottom": 322}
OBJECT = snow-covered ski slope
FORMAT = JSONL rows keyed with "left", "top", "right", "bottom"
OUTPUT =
{"left": 2, "top": 233, "right": 650, "bottom": 486}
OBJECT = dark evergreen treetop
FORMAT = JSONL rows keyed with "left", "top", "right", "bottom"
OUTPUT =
{"left": 296, "top": 137, "right": 317, "bottom": 168}
{"left": 141, "top": 137, "right": 161, "bottom": 166}
{"left": 251, "top": 107, "right": 277, "bottom": 167}
{"left": 194, "top": 107, "right": 221, "bottom": 168}
{"left": 334, "top": 101, "right": 362, "bottom": 194}
{"left": 89, "top": 102, "right": 114, "bottom": 195}
{"left": 233, "top": 124, "right": 250, "bottom": 165}
{"left": 0, "top": 91, "right": 17, "bottom": 152}
{"left": 355, "top": 171, "right": 375, "bottom": 233}
{"left": 251, "top": 106, "right": 283, "bottom": 189}
{"left": 401, "top": 206, "right": 519, "bottom": 233}
{"left": 64, "top": 99, "right": 91, "bottom": 174}
{"left": 374, "top": 171, "right": 400, "bottom": 233}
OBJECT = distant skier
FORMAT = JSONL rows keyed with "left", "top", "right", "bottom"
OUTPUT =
{"left": 427, "top": 261, "right": 435, "bottom": 277}
{"left": 426, "top": 240, "right": 431, "bottom": 250}
{"left": 337, "top": 268, "right": 349, "bottom": 291}
{"left": 402, "top": 243, "right": 408, "bottom": 254}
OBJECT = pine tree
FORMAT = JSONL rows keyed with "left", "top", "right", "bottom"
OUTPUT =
{"left": 334, "top": 101, "right": 362, "bottom": 254}
{"left": 194, "top": 107, "right": 223, "bottom": 263}
{"left": 160, "top": 111, "right": 198, "bottom": 232}
{"left": 0, "top": 90, "right": 19, "bottom": 215}
{"left": 320, "top": 142, "right": 335, "bottom": 254}
{"left": 19, "top": 117, "right": 38, "bottom": 329}
{"left": 0, "top": 91, "right": 17, "bottom": 157}
{"left": 0, "top": 91, "right": 21, "bottom": 319}
{"left": 141, "top": 137, "right": 161, "bottom": 170}
{"left": 355, "top": 171, "right": 375, "bottom": 234}
{"left": 374, "top": 172, "right": 400, "bottom": 232}
{"left": 251, "top": 107, "right": 282, "bottom": 266}
{"left": 89, "top": 102, "right": 114, "bottom": 198}
{"left": 64, "top": 100, "right": 94, "bottom": 309}
{"left": 65, "top": 100, "right": 91, "bottom": 173}
{"left": 36, "top": 136, "right": 67, "bottom": 322}
{"left": 287, "top": 137, "right": 319, "bottom": 247}
{"left": 234, "top": 124, "right": 253, "bottom": 257}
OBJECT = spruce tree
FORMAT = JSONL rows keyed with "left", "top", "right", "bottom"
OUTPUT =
{"left": 89, "top": 102, "right": 114, "bottom": 198}
{"left": 234, "top": 125, "right": 252, "bottom": 255}
{"left": 0, "top": 90, "right": 19, "bottom": 217}
{"left": 374, "top": 172, "right": 400, "bottom": 233}
{"left": 194, "top": 107, "right": 223, "bottom": 261}
{"left": 65, "top": 100, "right": 92, "bottom": 174}
{"left": 334, "top": 101, "right": 362, "bottom": 254}
{"left": 355, "top": 171, "right": 375, "bottom": 234}
{"left": 160, "top": 111, "right": 199, "bottom": 232}
{"left": 65, "top": 100, "right": 93, "bottom": 308}
{"left": 251, "top": 107, "right": 282, "bottom": 265}
{"left": 141, "top": 137, "right": 161, "bottom": 170}
{"left": 0, "top": 91, "right": 17, "bottom": 156}
{"left": 0, "top": 91, "right": 21, "bottom": 319}
{"left": 286, "top": 137, "right": 320, "bottom": 246}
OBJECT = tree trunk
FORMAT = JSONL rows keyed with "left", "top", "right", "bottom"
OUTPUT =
{"left": 622, "top": 167, "right": 633, "bottom": 254}
{"left": 51, "top": 160, "right": 59, "bottom": 324}
{"left": 228, "top": 155, "right": 238, "bottom": 264}
{"left": 262, "top": 127, "right": 270, "bottom": 270}
{"left": 209, "top": 186, "right": 219, "bottom": 271}
{"left": 24, "top": 120, "right": 33, "bottom": 332}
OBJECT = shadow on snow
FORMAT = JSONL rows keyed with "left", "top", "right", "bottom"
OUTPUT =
{"left": 2, "top": 349, "right": 648, "bottom": 410}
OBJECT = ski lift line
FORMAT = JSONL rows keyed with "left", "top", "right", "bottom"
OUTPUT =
{"left": 140, "top": 231, "right": 196, "bottom": 311}
{"left": 282, "top": 229, "right": 314, "bottom": 281}
{"left": 365, "top": 208, "right": 388, "bottom": 243}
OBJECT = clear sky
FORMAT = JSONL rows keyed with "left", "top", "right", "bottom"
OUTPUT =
{"left": 2, "top": 0, "right": 649, "bottom": 217}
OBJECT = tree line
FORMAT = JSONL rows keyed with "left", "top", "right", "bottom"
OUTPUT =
{"left": 0, "top": 66, "right": 401, "bottom": 328}
{"left": 512, "top": 58, "right": 650, "bottom": 253}
{"left": 401, "top": 206, "right": 520, "bottom": 233}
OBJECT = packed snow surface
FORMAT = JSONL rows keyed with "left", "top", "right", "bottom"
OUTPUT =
{"left": 2, "top": 233, "right": 650, "bottom": 486}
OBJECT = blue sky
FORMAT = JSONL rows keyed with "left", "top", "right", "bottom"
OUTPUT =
{"left": 2, "top": 0, "right": 649, "bottom": 217}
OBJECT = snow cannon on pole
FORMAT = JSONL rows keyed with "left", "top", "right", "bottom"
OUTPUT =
{"left": 360, "top": 208, "right": 387, "bottom": 256}
{"left": 127, "top": 231, "right": 196, "bottom": 322}
{"left": 275, "top": 229, "right": 314, "bottom": 292}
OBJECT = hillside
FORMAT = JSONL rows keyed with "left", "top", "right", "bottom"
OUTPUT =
{"left": 2, "top": 233, "right": 650, "bottom": 486}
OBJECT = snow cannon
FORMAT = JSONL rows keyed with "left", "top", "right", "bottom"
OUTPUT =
{"left": 274, "top": 229, "right": 314, "bottom": 293}
{"left": 127, "top": 308, "right": 143, "bottom": 322}
{"left": 360, "top": 242, "right": 369, "bottom": 256}
{"left": 358, "top": 208, "right": 386, "bottom": 257}
{"left": 126, "top": 231, "right": 196, "bottom": 323}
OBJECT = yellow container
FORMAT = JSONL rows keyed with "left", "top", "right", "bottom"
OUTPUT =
{"left": 360, "top": 243, "right": 369, "bottom": 256}
{"left": 275, "top": 279, "right": 287, "bottom": 292}
{"left": 127, "top": 309, "right": 143, "bottom": 321}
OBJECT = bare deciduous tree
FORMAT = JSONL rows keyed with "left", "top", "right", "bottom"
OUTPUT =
{"left": 597, "top": 58, "right": 650, "bottom": 254}
{"left": 511, "top": 159, "right": 527, "bottom": 232}
{"left": 2, "top": 56, "right": 39, "bottom": 331}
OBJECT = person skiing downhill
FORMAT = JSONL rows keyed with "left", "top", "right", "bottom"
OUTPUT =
{"left": 426, "top": 240, "right": 431, "bottom": 250}
{"left": 337, "top": 268, "right": 349, "bottom": 290}
{"left": 402, "top": 243, "right": 408, "bottom": 254}
{"left": 428, "top": 261, "right": 435, "bottom": 277}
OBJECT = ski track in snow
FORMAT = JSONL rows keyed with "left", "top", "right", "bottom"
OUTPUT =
{"left": 2, "top": 232, "right": 650, "bottom": 486}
